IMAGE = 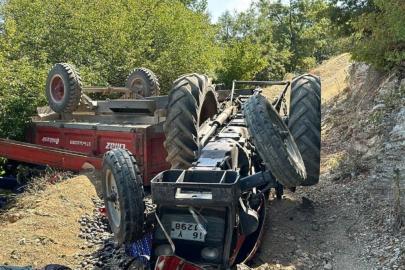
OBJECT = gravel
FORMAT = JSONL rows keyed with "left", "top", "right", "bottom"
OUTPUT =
{"left": 74, "top": 197, "right": 144, "bottom": 270}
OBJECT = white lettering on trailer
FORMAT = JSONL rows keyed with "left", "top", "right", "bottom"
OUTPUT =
{"left": 105, "top": 142, "right": 126, "bottom": 150}
{"left": 41, "top": 137, "right": 60, "bottom": 144}
{"left": 70, "top": 140, "right": 91, "bottom": 147}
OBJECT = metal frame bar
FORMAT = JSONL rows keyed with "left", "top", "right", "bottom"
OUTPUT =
{"left": 82, "top": 86, "right": 131, "bottom": 94}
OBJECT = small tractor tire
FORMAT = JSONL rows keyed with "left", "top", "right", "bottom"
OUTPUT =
{"left": 46, "top": 63, "right": 82, "bottom": 113}
{"left": 289, "top": 74, "right": 321, "bottom": 186}
{"left": 102, "top": 149, "right": 145, "bottom": 245}
{"left": 164, "top": 74, "right": 218, "bottom": 169}
{"left": 243, "top": 94, "right": 306, "bottom": 187}
{"left": 125, "top": 68, "right": 160, "bottom": 97}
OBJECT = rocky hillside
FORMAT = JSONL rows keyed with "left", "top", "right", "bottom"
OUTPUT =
{"left": 253, "top": 55, "right": 405, "bottom": 270}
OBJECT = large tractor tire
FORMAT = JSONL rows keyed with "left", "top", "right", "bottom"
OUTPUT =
{"left": 164, "top": 74, "right": 218, "bottom": 169}
{"left": 125, "top": 68, "right": 160, "bottom": 97}
{"left": 102, "top": 149, "right": 145, "bottom": 245}
{"left": 46, "top": 63, "right": 82, "bottom": 113}
{"left": 243, "top": 94, "right": 306, "bottom": 187}
{"left": 289, "top": 74, "right": 321, "bottom": 186}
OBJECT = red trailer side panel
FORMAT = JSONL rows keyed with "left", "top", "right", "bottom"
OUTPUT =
{"left": 24, "top": 123, "right": 170, "bottom": 186}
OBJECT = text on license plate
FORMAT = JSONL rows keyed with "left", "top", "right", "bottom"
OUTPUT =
{"left": 170, "top": 221, "right": 206, "bottom": 242}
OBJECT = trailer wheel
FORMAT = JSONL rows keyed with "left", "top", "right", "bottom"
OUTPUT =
{"left": 164, "top": 74, "right": 218, "bottom": 169}
{"left": 125, "top": 68, "right": 160, "bottom": 97}
{"left": 289, "top": 74, "right": 321, "bottom": 186}
{"left": 102, "top": 149, "right": 145, "bottom": 245}
{"left": 243, "top": 94, "right": 306, "bottom": 187}
{"left": 46, "top": 63, "right": 82, "bottom": 113}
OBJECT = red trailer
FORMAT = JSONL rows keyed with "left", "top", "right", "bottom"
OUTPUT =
{"left": 0, "top": 64, "right": 171, "bottom": 186}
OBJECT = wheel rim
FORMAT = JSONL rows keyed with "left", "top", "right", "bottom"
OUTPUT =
{"left": 106, "top": 169, "right": 121, "bottom": 228}
{"left": 50, "top": 75, "right": 65, "bottom": 103}
{"left": 268, "top": 106, "right": 306, "bottom": 174}
{"left": 130, "top": 77, "right": 146, "bottom": 96}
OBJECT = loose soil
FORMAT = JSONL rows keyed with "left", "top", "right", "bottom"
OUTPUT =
{"left": 0, "top": 176, "right": 98, "bottom": 268}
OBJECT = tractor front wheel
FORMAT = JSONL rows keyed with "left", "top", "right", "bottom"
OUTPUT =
{"left": 243, "top": 94, "right": 306, "bottom": 187}
{"left": 102, "top": 149, "right": 145, "bottom": 245}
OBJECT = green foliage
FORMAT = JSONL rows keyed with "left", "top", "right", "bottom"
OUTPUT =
{"left": 16, "top": 164, "right": 38, "bottom": 183}
{"left": 0, "top": 157, "right": 6, "bottom": 175}
{"left": 216, "top": 38, "right": 268, "bottom": 87}
{"left": 258, "top": 0, "right": 343, "bottom": 72}
{"left": 216, "top": 0, "right": 343, "bottom": 85}
{"left": 0, "top": 0, "right": 221, "bottom": 140}
{"left": 328, "top": 0, "right": 375, "bottom": 36}
{"left": 351, "top": 0, "right": 405, "bottom": 71}
{"left": 0, "top": 58, "right": 47, "bottom": 140}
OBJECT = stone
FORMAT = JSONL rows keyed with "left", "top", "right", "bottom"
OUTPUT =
{"left": 324, "top": 263, "right": 333, "bottom": 270}
{"left": 371, "top": 104, "right": 385, "bottom": 112}
{"left": 286, "top": 235, "right": 296, "bottom": 241}
{"left": 312, "top": 223, "right": 320, "bottom": 231}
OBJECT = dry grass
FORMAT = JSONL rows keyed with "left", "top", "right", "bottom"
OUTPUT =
{"left": 310, "top": 53, "right": 352, "bottom": 103}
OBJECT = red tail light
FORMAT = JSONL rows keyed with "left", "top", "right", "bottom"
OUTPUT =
{"left": 155, "top": 256, "right": 204, "bottom": 270}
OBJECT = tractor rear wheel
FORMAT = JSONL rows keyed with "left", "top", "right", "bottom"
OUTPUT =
{"left": 46, "top": 63, "right": 82, "bottom": 113}
{"left": 243, "top": 94, "right": 306, "bottom": 187}
{"left": 164, "top": 74, "right": 218, "bottom": 169}
{"left": 125, "top": 68, "right": 160, "bottom": 97}
{"left": 102, "top": 149, "right": 145, "bottom": 245}
{"left": 288, "top": 74, "right": 321, "bottom": 186}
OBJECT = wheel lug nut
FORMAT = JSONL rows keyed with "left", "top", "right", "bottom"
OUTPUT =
{"left": 106, "top": 193, "right": 117, "bottom": 202}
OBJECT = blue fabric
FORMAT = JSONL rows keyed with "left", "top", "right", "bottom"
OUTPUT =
{"left": 125, "top": 231, "right": 153, "bottom": 266}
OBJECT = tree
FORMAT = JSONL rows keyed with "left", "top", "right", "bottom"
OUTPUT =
{"left": 328, "top": 0, "right": 375, "bottom": 36}
{"left": 351, "top": 0, "right": 405, "bottom": 71}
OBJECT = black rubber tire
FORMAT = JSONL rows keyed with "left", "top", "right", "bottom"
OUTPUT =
{"left": 242, "top": 94, "right": 306, "bottom": 187}
{"left": 289, "top": 74, "right": 321, "bottom": 186}
{"left": 163, "top": 73, "right": 218, "bottom": 169}
{"left": 102, "top": 149, "right": 145, "bottom": 245}
{"left": 45, "top": 63, "right": 82, "bottom": 113}
{"left": 125, "top": 68, "right": 160, "bottom": 97}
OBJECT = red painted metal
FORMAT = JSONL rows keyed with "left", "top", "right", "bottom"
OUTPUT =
{"left": 155, "top": 256, "right": 203, "bottom": 270}
{"left": 0, "top": 138, "right": 102, "bottom": 171}
{"left": 0, "top": 121, "right": 170, "bottom": 186}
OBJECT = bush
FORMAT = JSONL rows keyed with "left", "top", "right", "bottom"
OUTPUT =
{"left": 351, "top": 0, "right": 405, "bottom": 71}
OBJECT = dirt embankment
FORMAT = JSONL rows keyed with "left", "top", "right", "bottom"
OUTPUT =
{"left": 0, "top": 176, "right": 97, "bottom": 268}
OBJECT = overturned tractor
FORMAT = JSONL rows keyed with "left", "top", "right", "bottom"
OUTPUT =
{"left": 102, "top": 73, "right": 321, "bottom": 269}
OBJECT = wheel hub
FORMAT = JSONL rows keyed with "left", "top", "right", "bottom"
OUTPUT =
{"left": 50, "top": 75, "right": 65, "bottom": 103}
{"left": 106, "top": 169, "right": 121, "bottom": 228}
{"left": 130, "top": 78, "right": 146, "bottom": 95}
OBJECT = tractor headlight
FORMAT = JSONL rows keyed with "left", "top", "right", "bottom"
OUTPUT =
{"left": 201, "top": 247, "right": 219, "bottom": 261}
{"left": 155, "top": 244, "right": 174, "bottom": 256}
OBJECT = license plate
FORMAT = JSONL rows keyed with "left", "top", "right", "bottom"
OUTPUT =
{"left": 170, "top": 221, "right": 206, "bottom": 242}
